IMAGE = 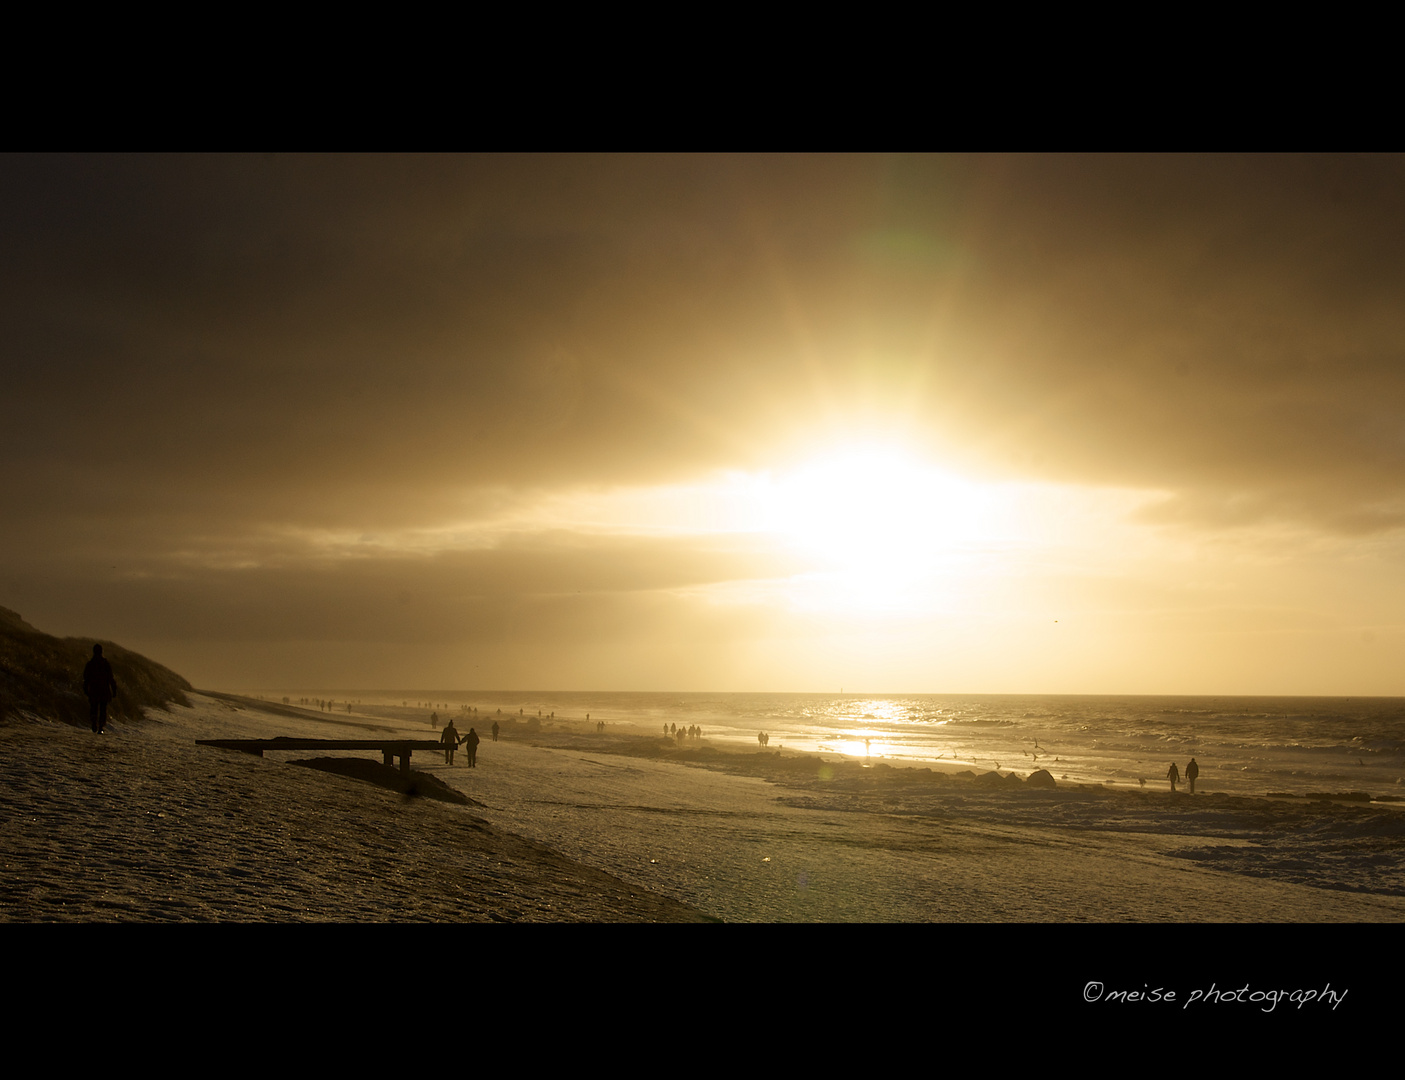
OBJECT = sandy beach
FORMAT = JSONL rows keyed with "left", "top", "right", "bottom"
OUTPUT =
{"left": 3, "top": 693, "right": 1403, "bottom": 925}
{"left": 446, "top": 731, "right": 1405, "bottom": 923}
{"left": 0, "top": 697, "right": 707, "bottom": 923}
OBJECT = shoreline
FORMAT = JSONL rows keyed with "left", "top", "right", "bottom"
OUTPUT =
{"left": 214, "top": 690, "right": 1405, "bottom": 806}
{"left": 203, "top": 690, "right": 1405, "bottom": 807}
{"left": 411, "top": 723, "right": 1405, "bottom": 921}
{"left": 506, "top": 724, "right": 1405, "bottom": 811}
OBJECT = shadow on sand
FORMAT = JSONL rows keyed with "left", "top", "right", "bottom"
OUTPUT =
{"left": 291, "top": 756, "right": 480, "bottom": 806}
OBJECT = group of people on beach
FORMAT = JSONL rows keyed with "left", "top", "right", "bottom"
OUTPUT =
{"left": 1167, "top": 758, "right": 1199, "bottom": 793}
{"left": 439, "top": 718, "right": 481, "bottom": 767}
{"left": 664, "top": 722, "right": 703, "bottom": 745}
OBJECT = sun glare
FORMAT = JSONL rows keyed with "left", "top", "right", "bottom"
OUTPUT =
{"left": 412, "top": 439, "right": 1161, "bottom": 622}
{"left": 752, "top": 445, "right": 998, "bottom": 608}
{"left": 764, "top": 447, "right": 982, "bottom": 556}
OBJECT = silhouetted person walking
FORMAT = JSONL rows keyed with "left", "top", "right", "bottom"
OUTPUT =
{"left": 491, "top": 720, "right": 499, "bottom": 742}
{"left": 441, "top": 718, "right": 459, "bottom": 764}
{"left": 1186, "top": 758, "right": 1199, "bottom": 794}
{"left": 1167, "top": 762, "right": 1180, "bottom": 793}
{"left": 465, "top": 727, "right": 480, "bottom": 767}
{"left": 83, "top": 644, "right": 116, "bottom": 733}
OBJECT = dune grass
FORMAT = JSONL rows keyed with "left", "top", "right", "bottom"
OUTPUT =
{"left": 0, "top": 607, "right": 192, "bottom": 727}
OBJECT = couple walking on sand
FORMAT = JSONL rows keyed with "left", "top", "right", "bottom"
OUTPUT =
{"left": 1167, "top": 758, "right": 1199, "bottom": 793}
{"left": 440, "top": 718, "right": 481, "bottom": 767}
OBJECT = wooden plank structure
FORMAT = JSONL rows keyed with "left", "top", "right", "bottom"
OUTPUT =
{"left": 196, "top": 737, "right": 445, "bottom": 775}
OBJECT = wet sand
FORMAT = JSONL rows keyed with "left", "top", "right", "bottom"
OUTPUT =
{"left": 433, "top": 729, "right": 1405, "bottom": 922}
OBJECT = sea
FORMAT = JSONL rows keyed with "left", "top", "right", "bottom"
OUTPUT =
{"left": 251, "top": 690, "right": 1405, "bottom": 801}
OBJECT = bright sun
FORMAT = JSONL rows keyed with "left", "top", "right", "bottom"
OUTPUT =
{"left": 481, "top": 439, "right": 1050, "bottom": 618}
{"left": 755, "top": 444, "right": 995, "bottom": 607}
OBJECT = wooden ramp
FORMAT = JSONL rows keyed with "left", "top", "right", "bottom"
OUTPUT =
{"left": 197, "top": 737, "right": 445, "bottom": 775}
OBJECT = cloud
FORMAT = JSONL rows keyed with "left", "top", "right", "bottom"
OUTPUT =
{"left": 7, "top": 154, "right": 1405, "bottom": 687}
{"left": 13, "top": 527, "right": 800, "bottom": 643}
{"left": 9, "top": 154, "right": 1405, "bottom": 526}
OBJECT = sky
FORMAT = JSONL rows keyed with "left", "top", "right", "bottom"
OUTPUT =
{"left": 5, "top": 153, "right": 1405, "bottom": 694}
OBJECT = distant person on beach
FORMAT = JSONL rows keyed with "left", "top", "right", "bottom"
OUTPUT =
{"left": 1186, "top": 758, "right": 1199, "bottom": 794}
{"left": 1167, "top": 762, "right": 1180, "bottom": 793}
{"left": 491, "top": 720, "right": 500, "bottom": 742}
{"left": 465, "top": 727, "right": 480, "bottom": 767}
{"left": 82, "top": 644, "right": 117, "bottom": 734}
{"left": 442, "top": 718, "right": 460, "bottom": 764}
